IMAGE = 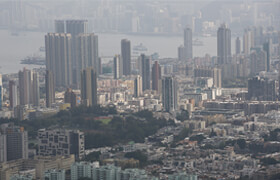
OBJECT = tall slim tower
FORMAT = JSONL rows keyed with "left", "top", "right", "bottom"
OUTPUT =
{"left": 45, "top": 70, "right": 55, "bottom": 108}
{"left": 65, "top": 20, "right": 88, "bottom": 84}
{"left": 162, "top": 76, "right": 178, "bottom": 112}
{"left": 55, "top": 20, "right": 65, "bottom": 33}
{"left": 263, "top": 41, "right": 271, "bottom": 72}
{"left": 243, "top": 28, "right": 254, "bottom": 55}
{"left": 113, "top": 55, "right": 123, "bottom": 79}
{"left": 45, "top": 33, "right": 72, "bottom": 87}
{"left": 140, "top": 54, "right": 151, "bottom": 91}
{"left": 184, "top": 27, "right": 193, "bottom": 60}
{"left": 0, "top": 74, "right": 2, "bottom": 110}
{"left": 152, "top": 61, "right": 161, "bottom": 92}
{"left": 235, "top": 37, "right": 241, "bottom": 55}
{"left": 81, "top": 68, "right": 98, "bottom": 106}
{"left": 76, "top": 33, "right": 99, "bottom": 78}
{"left": 121, "top": 39, "right": 131, "bottom": 76}
{"left": 134, "top": 75, "right": 142, "bottom": 98}
{"left": 18, "top": 69, "right": 39, "bottom": 106}
{"left": 9, "top": 80, "right": 18, "bottom": 109}
{"left": 217, "top": 24, "right": 231, "bottom": 64}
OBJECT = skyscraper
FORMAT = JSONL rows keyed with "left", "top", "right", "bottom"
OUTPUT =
{"left": 250, "top": 48, "right": 267, "bottom": 76}
{"left": 9, "top": 80, "right": 18, "bottom": 109}
{"left": 121, "top": 39, "right": 131, "bottom": 76}
{"left": 235, "top": 37, "right": 241, "bottom": 54}
{"left": 55, "top": 20, "right": 65, "bottom": 33}
{"left": 134, "top": 75, "right": 142, "bottom": 98}
{"left": 65, "top": 20, "right": 88, "bottom": 37}
{"left": 113, "top": 55, "right": 123, "bottom": 79}
{"left": 64, "top": 88, "right": 77, "bottom": 108}
{"left": 217, "top": 24, "right": 231, "bottom": 64}
{"left": 162, "top": 76, "right": 178, "bottom": 112}
{"left": 263, "top": 41, "right": 271, "bottom": 72}
{"left": 81, "top": 68, "right": 98, "bottom": 106}
{"left": 243, "top": 28, "right": 254, "bottom": 55}
{"left": 65, "top": 20, "right": 88, "bottom": 84}
{"left": 46, "top": 70, "right": 55, "bottom": 108}
{"left": 140, "top": 54, "right": 150, "bottom": 91}
{"left": 184, "top": 27, "right": 193, "bottom": 60}
{"left": 45, "top": 33, "right": 72, "bottom": 87}
{"left": 0, "top": 123, "right": 28, "bottom": 162}
{"left": 152, "top": 61, "right": 161, "bottom": 92}
{"left": 178, "top": 45, "right": 188, "bottom": 61}
{"left": 18, "top": 68, "right": 39, "bottom": 106}
{"left": 0, "top": 74, "right": 2, "bottom": 110}
{"left": 76, "top": 33, "right": 99, "bottom": 82}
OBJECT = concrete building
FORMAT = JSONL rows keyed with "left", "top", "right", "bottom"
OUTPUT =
{"left": 38, "top": 129, "right": 85, "bottom": 160}
{"left": 81, "top": 68, "right": 98, "bottom": 106}
{"left": 71, "top": 162, "right": 98, "bottom": 180}
{"left": 0, "top": 123, "right": 28, "bottom": 163}
{"left": 134, "top": 75, "right": 142, "bottom": 98}
{"left": 217, "top": 24, "right": 231, "bottom": 65}
{"left": 45, "top": 33, "right": 72, "bottom": 87}
{"left": 46, "top": 70, "right": 55, "bottom": 108}
{"left": 18, "top": 68, "right": 39, "bottom": 107}
{"left": 140, "top": 54, "right": 150, "bottom": 91}
{"left": 76, "top": 33, "right": 99, "bottom": 80}
{"left": 184, "top": 27, "right": 193, "bottom": 60}
{"left": 9, "top": 80, "right": 18, "bottom": 109}
{"left": 162, "top": 76, "right": 178, "bottom": 112}
{"left": 10, "top": 174, "right": 33, "bottom": 180}
{"left": 243, "top": 28, "right": 254, "bottom": 55}
{"left": 152, "top": 61, "right": 161, "bottom": 92}
{"left": 113, "top": 55, "right": 123, "bottom": 79}
{"left": 236, "top": 37, "right": 241, "bottom": 54}
{"left": 121, "top": 39, "right": 131, "bottom": 76}
{"left": 250, "top": 48, "right": 267, "bottom": 76}
{"left": 44, "top": 169, "right": 65, "bottom": 180}
{"left": 64, "top": 88, "right": 77, "bottom": 108}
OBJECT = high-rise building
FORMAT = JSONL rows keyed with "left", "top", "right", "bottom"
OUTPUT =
{"left": 0, "top": 133, "right": 6, "bottom": 163}
{"left": 250, "top": 48, "right": 267, "bottom": 76}
{"left": 0, "top": 74, "right": 2, "bottom": 110}
{"left": 0, "top": 123, "right": 28, "bottom": 162}
{"left": 44, "top": 169, "right": 65, "bottom": 180}
{"left": 235, "top": 37, "right": 241, "bottom": 54}
{"left": 45, "top": 33, "right": 72, "bottom": 87}
{"left": 213, "top": 68, "right": 222, "bottom": 88}
{"left": 162, "top": 76, "right": 178, "bottom": 112}
{"left": 9, "top": 80, "right": 18, "bottom": 109}
{"left": 55, "top": 20, "right": 65, "bottom": 33}
{"left": 64, "top": 88, "right": 77, "bottom": 108}
{"left": 38, "top": 129, "right": 85, "bottom": 160}
{"left": 18, "top": 68, "right": 40, "bottom": 106}
{"left": 113, "top": 55, "right": 123, "bottom": 79}
{"left": 10, "top": 174, "right": 33, "bottom": 180}
{"left": 178, "top": 45, "right": 188, "bottom": 61}
{"left": 243, "top": 28, "right": 254, "bottom": 55}
{"left": 184, "top": 27, "right": 193, "bottom": 60}
{"left": 81, "top": 68, "right": 98, "bottom": 106}
{"left": 76, "top": 33, "right": 99, "bottom": 80}
{"left": 217, "top": 24, "right": 231, "bottom": 64}
{"left": 65, "top": 20, "right": 88, "bottom": 37}
{"left": 152, "top": 61, "right": 161, "bottom": 92}
{"left": 140, "top": 54, "right": 150, "bottom": 91}
{"left": 263, "top": 41, "right": 271, "bottom": 72}
{"left": 247, "top": 77, "right": 277, "bottom": 101}
{"left": 121, "top": 39, "right": 131, "bottom": 76}
{"left": 46, "top": 70, "right": 55, "bottom": 108}
{"left": 134, "top": 75, "right": 142, "bottom": 98}
{"left": 71, "top": 162, "right": 98, "bottom": 180}
{"left": 65, "top": 20, "right": 88, "bottom": 84}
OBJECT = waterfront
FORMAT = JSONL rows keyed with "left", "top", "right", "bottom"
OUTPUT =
{"left": 0, "top": 29, "right": 236, "bottom": 74}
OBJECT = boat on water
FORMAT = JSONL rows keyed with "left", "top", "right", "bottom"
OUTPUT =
{"left": 133, "top": 43, "right": 148, "bottom": 52}
{"left": 192, "top": 39, "right": 204, "bottom": 46}
{"left": 21, "top": 55, "right": 45, "bottom": 66}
